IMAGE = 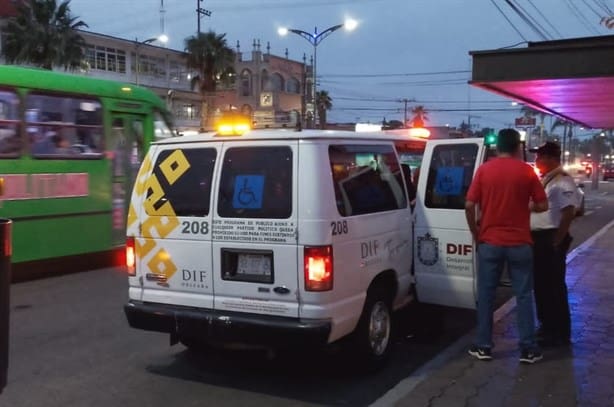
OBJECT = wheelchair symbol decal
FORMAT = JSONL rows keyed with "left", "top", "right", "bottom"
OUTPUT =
{"left": 233, "top": 175, "right": 264, "bottom": 209}
{"left": 434, "top": 167, "right": 463, "bottom": 196}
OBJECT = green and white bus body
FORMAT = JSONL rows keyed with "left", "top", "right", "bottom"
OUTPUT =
{"left": 0, "top": 65, "right": 175, "bottom": 280}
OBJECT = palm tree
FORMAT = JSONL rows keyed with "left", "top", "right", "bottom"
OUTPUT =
{"left": 2, "top": 0, "right": 88, "bottom": 70}
{"left": 316, "top": 90, "right": 332, "bottom": 130}
{"left": 410, "top": 105, "right": 428, "bottom": 127}
{"left": 184, "top": 31, "right": 235, "bottom": 130}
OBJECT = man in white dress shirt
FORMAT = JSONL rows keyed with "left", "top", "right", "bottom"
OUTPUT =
{"left": 530, "top": 141, "right": 581, "bottom": 347}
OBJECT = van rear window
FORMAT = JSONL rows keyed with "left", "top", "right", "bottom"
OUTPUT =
{"left": 147, "top": 148, "right": 217, "bottom": 217}
{"left": 217, "top": 146, "right": 292, "bottom": 219}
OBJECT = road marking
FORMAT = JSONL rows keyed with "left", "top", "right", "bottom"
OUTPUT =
{"left": 370, "top": 219, "right": 614, "bottom": 407}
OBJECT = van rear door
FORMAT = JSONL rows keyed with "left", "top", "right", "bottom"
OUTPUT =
{"left": 133, "top": 143, "right": 219, "bottom": 308}
{"left": 211, "top": 141, "right": 300, "bottom": 318}
{"left": 413, "top": 138, "right": 486, "bottom": 309}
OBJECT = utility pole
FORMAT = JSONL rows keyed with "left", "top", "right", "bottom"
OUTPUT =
{"left": 196, "top": 0, "right": 212, "bottom": 34}
{"left": 399, "top": 98, "right": 413, "bottom": 127}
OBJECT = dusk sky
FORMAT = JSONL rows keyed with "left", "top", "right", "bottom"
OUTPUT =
{"left": 69, "top": 0, "right": 613, "bottom": 130}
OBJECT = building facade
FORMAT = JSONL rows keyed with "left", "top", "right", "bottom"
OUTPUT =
{"left": 0, "top": 0, "right": 308, "bottom": 132}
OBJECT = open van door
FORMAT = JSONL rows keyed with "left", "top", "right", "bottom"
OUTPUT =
{"left": 413, "top": 138, "right": 487, "bottom": 309}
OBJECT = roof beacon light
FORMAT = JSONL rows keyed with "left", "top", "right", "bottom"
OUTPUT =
{"left": 215, "top": 112, "right": 251, "bottom": 136}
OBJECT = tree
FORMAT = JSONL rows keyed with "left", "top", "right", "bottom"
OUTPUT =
{"left": 2, "top": 0, "right": 88, "bottom": 70}
{"left": 315, "top": 90, "right": 332, "bottom": 130}
{"left": 410, "top": 105, "right": 428, "bottom": 127}
{"left": 184, "top": 31, "right": 235, "bottom": 131}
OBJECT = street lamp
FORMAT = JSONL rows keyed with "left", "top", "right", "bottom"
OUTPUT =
{"left": 135, "top": 35, "right": 169, "bottom": 85}
{"left": 278, "top": 18, "right": 357, "bottom": 128}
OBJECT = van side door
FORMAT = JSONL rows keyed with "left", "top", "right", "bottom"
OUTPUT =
{"left": 413, "top": 138, "right": 485, "bottom": 309}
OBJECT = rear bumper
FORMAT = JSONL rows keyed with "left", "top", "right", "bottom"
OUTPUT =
{"left": 124, "top": 301, "right": 332, "bottom": 347}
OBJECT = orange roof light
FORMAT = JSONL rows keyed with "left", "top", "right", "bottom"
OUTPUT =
{"left": 215, "top": 112, "right": 252, "bottom": 136}
{"left": 408, "top": 127, "right": 430, "bottom": 138}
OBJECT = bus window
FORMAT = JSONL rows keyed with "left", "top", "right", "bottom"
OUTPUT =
{"left": 0, "top": 90, "right": 21, "bottom": 156}
{"left": 25, "top": 93, "right": 103, "bottom": 158}
{"left": 154, "top": 111, "right": 174, "bottom": 139}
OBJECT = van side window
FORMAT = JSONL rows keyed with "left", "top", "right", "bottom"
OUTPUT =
{"left": 424, "top": 143, "right": 478, "bottom": 210}
{"left": 148, "top": 148, "right": 217, "bottom": 217}
{"left": 217, "top": 146, "right": 292, "bottom": 219}
{"left": 329, "top": 144, "right": 406, "bottom": 216}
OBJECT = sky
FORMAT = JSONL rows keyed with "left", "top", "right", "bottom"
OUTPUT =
{"left": 68, "top": 0, "right": 614, "bottom": 130}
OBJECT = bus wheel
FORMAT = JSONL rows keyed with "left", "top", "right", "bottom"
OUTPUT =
{"left": 353, "top": 287, "right": 393, "bottom": 370}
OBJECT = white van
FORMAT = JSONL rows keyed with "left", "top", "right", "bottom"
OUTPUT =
{"left": 123, "top": 128, "right": 487, "bottom": 367}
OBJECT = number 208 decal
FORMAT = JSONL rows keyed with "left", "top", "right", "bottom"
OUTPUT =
{"left": 181, "top": 221, "right": 209, "bottom": 235}
{"left": 331, "top": 220, "right": 348, "bottom": 236}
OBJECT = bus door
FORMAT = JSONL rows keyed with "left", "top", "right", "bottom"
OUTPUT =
{"left": 109, "top": 114, "right": 146, "bottom": 246}
{"left": 413, "top": 138, "right": 486, "bottom": 309}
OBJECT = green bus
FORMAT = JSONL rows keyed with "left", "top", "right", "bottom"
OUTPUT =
{"left": 0, "top": 65, "right": 175, "bottom": 280}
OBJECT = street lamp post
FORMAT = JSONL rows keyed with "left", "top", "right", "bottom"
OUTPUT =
{"left": 278, "top": 19, "right": 357, "bottom": 128}
{"left": 135, "top": 35, "right": 168, "bottom": 85}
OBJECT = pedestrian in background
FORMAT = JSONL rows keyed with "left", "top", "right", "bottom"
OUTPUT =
{"left": 465, "top": 128, "right": 548, "bottom": 364}
{"left": 530, "top": 141, "right": 580, "bottom": 347}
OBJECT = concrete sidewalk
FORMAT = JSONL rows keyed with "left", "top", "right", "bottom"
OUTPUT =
{"left": 374, "top": 220, "right": 614, "bottom": 407}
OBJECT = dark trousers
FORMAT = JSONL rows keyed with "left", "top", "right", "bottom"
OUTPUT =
{"left": 531, "top": 229, "right": 572, "bottom": 339}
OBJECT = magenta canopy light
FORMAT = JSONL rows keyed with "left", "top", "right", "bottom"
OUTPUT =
{"left": 470, "top": 35, "right": 614, "bottom": 129}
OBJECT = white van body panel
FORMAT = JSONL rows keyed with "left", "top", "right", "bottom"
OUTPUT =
{"left": 211, "top": 139, "right": 300, "bottom": 318}
{"left": 413, "top": 138, "right": 485, "bottom": 309}
{"left": 295, "top": 140, "right": 413, "bottom": 341}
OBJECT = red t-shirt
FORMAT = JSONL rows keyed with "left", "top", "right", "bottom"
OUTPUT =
{"left": 466, "top": 157, "right": 547, "bottom": 246}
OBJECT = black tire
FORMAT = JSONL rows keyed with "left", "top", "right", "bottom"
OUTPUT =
{"left": 352, "top": 286, "right": 393, "bottom": 370}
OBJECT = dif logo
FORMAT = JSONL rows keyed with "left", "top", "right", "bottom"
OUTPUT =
{"left": 446, "top": 243, "right": 472, "bottom": 256}
{"left": 182, "top": 269, "right": 207, "bottom": 282}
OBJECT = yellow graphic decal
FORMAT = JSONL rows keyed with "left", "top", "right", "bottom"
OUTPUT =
{"left": 133, "top": 155, "right": 153, "bottom": 196}
{"left": 127, "top": 203, "right": 138, "bottom": 228}
{"left": 159, "top": 149, "right": 191, "bottom": 186}
{"left": 135, "top": 236, "right": 156, "bottom": 258}
{"left": 143, "top": 175, "right": 176, "bottom": 217}
{"left": 142, "top": 215, "right": 179, "bottom": 239}
{"left": 146, "top": 248, "right": 178, "bottom": 280}
{"left": 133, "top": 149, "right": 196, "bottom": 280}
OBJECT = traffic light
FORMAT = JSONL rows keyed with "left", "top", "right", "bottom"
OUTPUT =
{"left": 484, "top": 131, "right": 497, "bottom": 145}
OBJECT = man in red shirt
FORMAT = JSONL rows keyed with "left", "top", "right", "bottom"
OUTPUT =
{"left": 465, "top": 128, "right": 548, "bottom": 364}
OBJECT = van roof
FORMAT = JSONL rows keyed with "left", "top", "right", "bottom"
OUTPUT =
{"left": 159, "top": 129, "right": 430, "bottom": 145}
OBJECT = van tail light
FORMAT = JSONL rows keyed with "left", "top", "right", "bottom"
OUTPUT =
{"left": 126, "top": 236, "right": 136, "bottom": 276}
{"left": 304, "top": 246, "right": 333, "bottom": 291}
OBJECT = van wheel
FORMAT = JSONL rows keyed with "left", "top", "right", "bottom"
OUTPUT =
{"left": 353, "top": 288, "right": 393, "bottom": 369}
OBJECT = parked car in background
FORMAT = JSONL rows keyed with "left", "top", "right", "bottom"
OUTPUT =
{"left": 602, "top": 164, "right": 614, "bottom": 181}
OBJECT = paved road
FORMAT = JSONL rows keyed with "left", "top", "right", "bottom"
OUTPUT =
{"left": 1, "top": 181, "right": 612, "bottom": 407}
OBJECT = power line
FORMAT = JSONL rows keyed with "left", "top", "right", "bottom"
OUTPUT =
{"left": 525, "top": 0, "right": 563, "bottom": 38}
{"left": 488, "top": 0, "right": 528, "bottom": 41}
{"left": 592, "top": 0, "right": 613, "bottom": 14}
{"left": 321, "top": 69, "right": 471, "bottom": 78}
{"left": 583, "top": 0, "right": 607, "bottom": 18}
{"left": 565, "top": 0, "right": 602, "bottom": 34}
{"left": 503, "top": 0, "right": 550, "bottom": 39}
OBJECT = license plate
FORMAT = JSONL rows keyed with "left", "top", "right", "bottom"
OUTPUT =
{"left": 237, "top": 253, "right": 271, "bottom": 276}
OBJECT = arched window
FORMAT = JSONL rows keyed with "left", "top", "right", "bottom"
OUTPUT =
{"left": 286, "top": 77, "right": 300, "bottom": 94}
{"left": 270, "top": 73, "right": 284, "bottom": 92}
{"left": 261, "top": 69, "right": 271, "bottom": 91}
{"left": 240, "top": 69, "right": 252, "bottom": 96}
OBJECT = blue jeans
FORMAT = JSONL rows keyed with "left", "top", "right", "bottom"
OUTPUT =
{"left": 476, "top": 243, "right": 537, "bottom": 351}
